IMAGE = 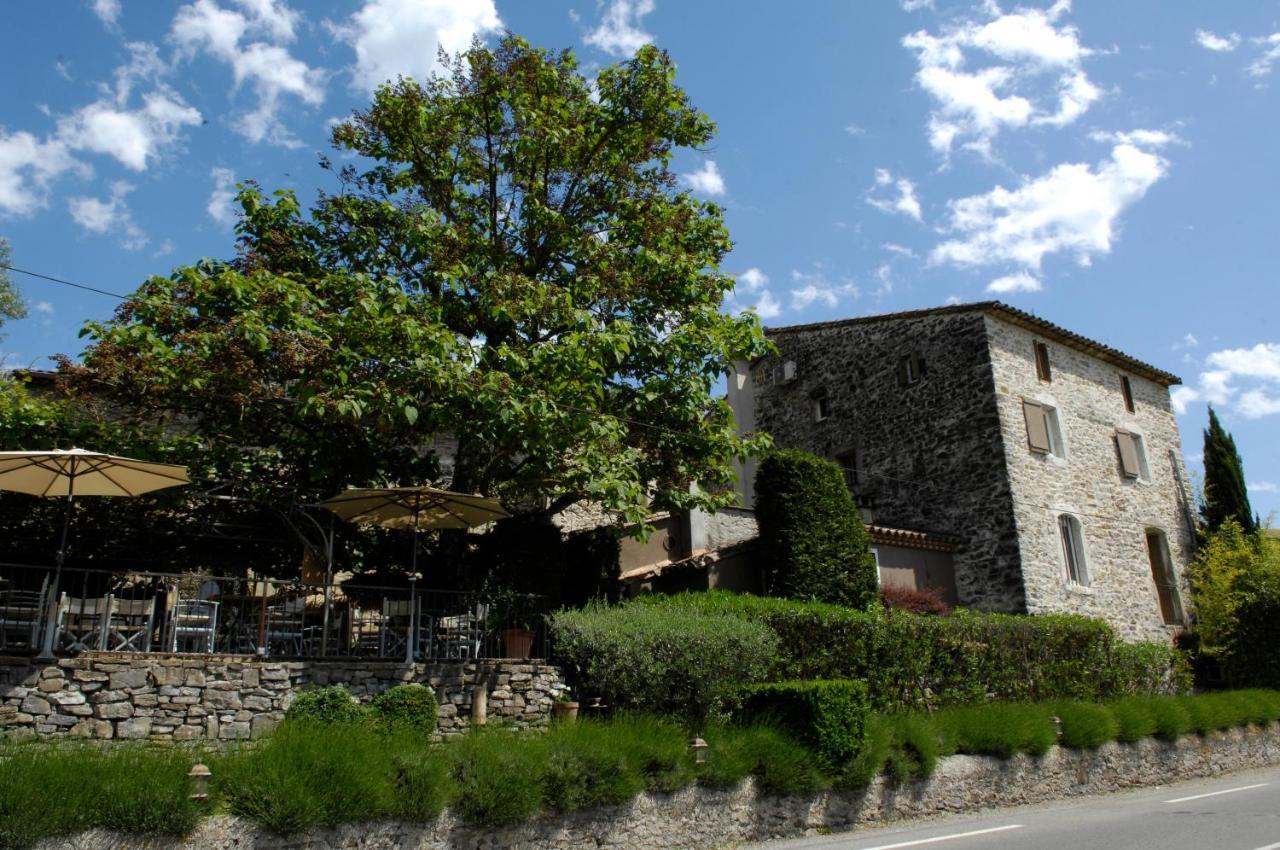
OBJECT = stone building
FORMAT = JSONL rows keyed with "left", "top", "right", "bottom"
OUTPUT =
{"left": 725, "top": 301, "right": 1196, "bottom": 642}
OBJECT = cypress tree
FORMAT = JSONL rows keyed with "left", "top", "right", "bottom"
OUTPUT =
{"left": 1201, "top": 406, "right": 1256, "bottom": 534}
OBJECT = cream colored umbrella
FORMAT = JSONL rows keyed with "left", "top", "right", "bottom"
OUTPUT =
{"left": 0, "top": 448, "right": 191, "bottom": 659}
{"left": 318, "top": 486, "right": 509, "bottom": 661}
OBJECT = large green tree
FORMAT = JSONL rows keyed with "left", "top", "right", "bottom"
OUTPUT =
{"left": 73, "top": 37, "right": 770, "bottom": 534}
{"left": 0, "top": 238, "right": 28, "bottom": 337}
{"left": 1201, "top": 406, "right": 1255, "bottom": 535}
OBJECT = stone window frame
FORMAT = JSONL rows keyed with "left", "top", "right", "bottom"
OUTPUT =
{"left": 1022, "top": 396, "right": 1068, "bottom": 461}
{"left": 811, "top": 388, "right": 830, "bottom": 422}
{"left": 1057, "top": 513, "right": 1091, "bottom": 588}
{"left": 1114, "top": 427, "right": 1151, "bottom": 484}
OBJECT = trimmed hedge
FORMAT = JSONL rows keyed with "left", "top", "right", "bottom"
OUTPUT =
{"left": 739, "top": 680, "right": 869, "bottom": 767}
{"left": 629, "top": 592, "right": 1188, "bottom": 712}
{"left": 286, "top": 686, "right": 367, "bottom": 725}
{"left": 371, "top": 684, "right": 439, "bottom": 734}
{"left": 550, "top": 600, "right": 779, "bottom": 720}
{"left": 754, "top": 449, "right": 879, "bottom": 608}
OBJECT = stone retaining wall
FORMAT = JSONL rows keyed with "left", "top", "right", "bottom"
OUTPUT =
{"left": 0, "top": 653, "right": 566, "bottom": 740}
{"left": 29, "top": 723, "right": 1280, "bottom": 850}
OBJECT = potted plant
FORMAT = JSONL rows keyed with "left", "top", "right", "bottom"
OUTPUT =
{"left": 491, "top": 589, "right": 539, "bottom": 659}
{"left": 552, "top": 690, "right": 579, "bottom": 722}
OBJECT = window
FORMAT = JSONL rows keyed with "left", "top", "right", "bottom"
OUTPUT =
{"left": 897, "top": 352, "right": 926, "bottom": 386}
{"left": 1022, "top": 400, "right": 1064, "bottom": 457}
{"left": 1145, "top": 530, "right": 1184, "bottom": 625}
{"left": 1034, "top": 342, "right": 1052, "bottom": 382}
{"left": 1058, "top": 514, "right": 1089, "bottom": 586}
{"left": 1115, "top": 430, "right": 1149, "bottom": 481}
{"left": 835, "top": 449, "right": 859, "bottom": 490}
{"left": 1120, "top": 376, "right": 1135, "bottom": 413}
{"left": 812, "top": 390, "right": 830, "bottom": 422}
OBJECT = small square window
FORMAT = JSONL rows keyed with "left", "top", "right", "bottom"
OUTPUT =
{"left": 812, "top": 391, "right": 830, "bottom": 422}
{"left": 1116, "top": 430, "right": 1150, "bottom": 481}
{"left": 835, "top": 449, "right": 859, "bottom": 490}
{"left": 1034, "top": 342, "right": 1052, "bottom": 382}
{"left": 1022, "top": 399, "right": 1064, "bottom": 458}
{"left": 897, "top": 352, "right": 926, "bottom": 386}
{"left": 1120, "top": 376, "right": 1135, "bottom": 413}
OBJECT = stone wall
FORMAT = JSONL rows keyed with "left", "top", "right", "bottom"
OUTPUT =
{"left": 738, "top": 309, "right": 1026, "bottom": 612}
{"left": 985, "top": 315, "right": 1195, "bottom": 641}
{"left": 0, "top": 653, "right": 566, "bottom": 741}
{"left": 32, "top": 723, "right": 1280, "bottom": 850}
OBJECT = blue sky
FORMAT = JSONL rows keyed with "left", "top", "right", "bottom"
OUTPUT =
{"left": 0, "top": 0, "right": 1278, "bottom": 519}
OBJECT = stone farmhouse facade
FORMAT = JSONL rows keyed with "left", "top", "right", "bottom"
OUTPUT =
{"left": 725, "top": 301, "right": 1196, "bottom": 642}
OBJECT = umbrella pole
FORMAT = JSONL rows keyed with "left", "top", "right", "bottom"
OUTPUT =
{"left": 407, "top": 504, "right": 418, "bottom": 664}
{"left": 36, "top": 492, "right": 75, "bottom": 661}
{"left": 321, "top": 516, "right": 334, "bottom": 657}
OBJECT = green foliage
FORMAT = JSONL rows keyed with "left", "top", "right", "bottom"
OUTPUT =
{"left": 0, "top": 741, "right": 198, "bottom": 849}
{"left": 370, "top": 684, "right": 439, "bottom": 734}
{"left": 1222, "top": 559, "right": 1280, "bottom": 688}
{"left": 448, "top": 728, "right": 549, "bottom": 826}
{"left": 933, "top": 704, "right": 1058, "bottom": 759}
{"left": 839, "top": 714, "right": 895, "bottom": 789}
{"left": 0, "top": 238, "right": 25, "bottom": 337}
{"left": 739, "top": 680, "right": 869, "bottom": 768}
{"left": 1145, "top": 697, "right": 1192, "bottom": 740}
{"left": 285, "top": 686, "right": 368, "bottom": 726}
{"left": 631, "top": 592, "right": 1186, "bottom": 712}
{"left": 1108, "top": 697, "right": 1158, "bottom": 743}
{"left": 550, "top": 600, "right": 779, "bottom": 720}
{"left": 883, "top": 713, "right": 943, "bottom": 783}
{"left": 1054, "top": 701, "right": 1119, "bottom": 750}
{"left": 392, "top": 751, "right": 453, "bottom": 821}
{"left": 753, "top": 450, "right": 878, "bottom": 608}
{"left": 76, "top": 36, "right": 772, "bottom": 539}
{"left": 1201, "top": 407, "right": 1256, "bottom": 535}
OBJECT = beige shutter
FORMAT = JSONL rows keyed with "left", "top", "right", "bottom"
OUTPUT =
{"left": 1116, "top": 431, "right": 1140, "bottom": 478}
{"left": 1023, "top": 401, "right": 1050, "bottom": 453}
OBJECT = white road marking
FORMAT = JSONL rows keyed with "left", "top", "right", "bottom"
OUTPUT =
{"left": 853, "top": 824, "right": 1024, "bottom": 850}
{"left": 1246, "top": 843, "right": 1280, "bottom": 850}
{"left": 1163, "top": 782, "right": 1269, "bottom": 804}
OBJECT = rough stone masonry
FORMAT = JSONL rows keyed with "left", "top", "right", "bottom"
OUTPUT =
{"left": 0, "top": 652, "right": 567, "bottom": 740}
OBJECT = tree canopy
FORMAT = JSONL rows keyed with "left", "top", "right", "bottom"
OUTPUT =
{"left": 1201, "top": 406, "right": 1255, "bottom": 535}
{"left": 72, "top": 37, "right": 770, "bottom": 537}
{"left": 0, "top": 239, "right": 27, "bottom": 338}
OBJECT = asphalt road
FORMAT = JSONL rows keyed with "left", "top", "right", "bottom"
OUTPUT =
{"left": 741, "top": 766, "right": 1280, "bottom": 850}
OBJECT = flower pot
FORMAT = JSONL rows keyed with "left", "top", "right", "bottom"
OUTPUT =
{"left": 552, "top": 700, "right": 579, "bottom": 722}
{"left": 502, "top": 627, "right": 535, "bottom": 659}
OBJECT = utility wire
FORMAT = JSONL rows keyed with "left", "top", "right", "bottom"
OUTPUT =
{"left": 2, "top": 261, "right": 1195, "bottom": 533}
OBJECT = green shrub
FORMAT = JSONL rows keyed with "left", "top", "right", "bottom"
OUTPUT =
{"left": 1146, "top": 697, "right": 1192, "bottom": 740}
{"left": 392, "top": 750, "right": 452, "bottom": 821}
{"left": 885, "top": 713, "right": 943, "bottom": 782}
{"left": 448, "top": 728, "right": 548, "bottom": 826}
{"left": 754, "top": 449, "right": 878, "bottom": 608}
{"left": 1054, "top": 702, "right": 1118, "bottom": 750}
{"left": 1109, "top": 697, "right": 1158, "bottom": 743}
{"left": 551, "top": 600, "right": 778, "bottom": 720}
{"left": 0, "top": 742, "right": 198, "bottom": 849}
{"left": 740, "top": 680, "right": 869, "bottom": 768}
{"left": 934, "top": 703, "right": 1056, "bottom": 758}
{"left": 1222, "top": 567, "right": 1280, "bottom": 688}
{"left": 632, "top": 591, "right": 1186, "bottom": 713}
{"left": 285, "top": 686, "right": 367, "bottom": 725}
{"left": 371, "top": 684, "right": 439, "bottom": 734}
{"left": 839, "top": 714, "right": 894, "bottom": 789}
{"left": 214, "top": 722, "right": 397, "bottom": 833}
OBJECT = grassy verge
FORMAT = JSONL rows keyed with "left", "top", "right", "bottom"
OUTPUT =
{"left": 3, "top": 689, "right": 1280, "bottom": 846}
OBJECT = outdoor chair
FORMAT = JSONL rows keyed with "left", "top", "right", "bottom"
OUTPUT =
{"left": 168, "top": 599, "right": 219, "bottom": 654}
{"left": 379, "top": 598, "right": 434, "bottom": 660}
{"left": 348, "top": 604, "right": 385, "bottom": 655}
{"left": 103, "top": 596, "right": 156, "bottom": 652}
{"left": 265, "top": 598, "right": 305, "bottom": 656}
{"left": 0, "top": 581, "right": 47, "bottom": 651}
{"left": 56, "top": 594, "right": 112, "bottom": 651}
{"left": 438, "top": 602, "right": 488, "bottom": 660}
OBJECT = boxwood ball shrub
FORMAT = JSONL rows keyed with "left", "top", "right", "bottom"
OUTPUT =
{"left": 740, "top": 680, "right": 870, "bottom": 767}
{"left": 371, "top": 684, "right": 439, "bottom": 733}
{"left": 286, "top": 685, "right": 367, "bottom": 725}
{"left": 551, "top": 601, "right": 778, "bottom": 720}
{"left": 753, "top": 449, "right": 879, "bottom": 609}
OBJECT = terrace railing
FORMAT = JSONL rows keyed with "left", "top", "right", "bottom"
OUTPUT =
{"left": 0, "top": 561, "right": 549, "bottom": 661}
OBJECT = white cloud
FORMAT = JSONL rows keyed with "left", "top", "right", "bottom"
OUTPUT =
{"left": 753, "top": 290, "right": 782, "bottom": 320}
{"left": 1249, "top": 481, "right": 1279, "bottom": 494}
{"left": 986, "top": 271, "right": 1042, "bottom": 293}
{"left": 1174, "top": 343, "right": 1280, "bottom": 419}
{"left": 1248, "top": 33, "right": 1280, "bottom": 78}
{"left": 681, "top": 160, "right": 725, "bottom": 197}
{"left": 931, "top": 137, "right": 1168, "bottom": 272}
{"left": 33, "top": 301, "right": 54, "bottom": 315}
{"left": 0, "top": 132, "right": 80, "bottom": 217}
{"left": 1206, "top": 343, "right": 1280, "bottom": 380}
{"left": 331, "top": 0, "right": 502, "bottom": 94}
{"left": 736, "top": 268, "right": 768, "bottom": 294}
{"left": 584, "top": 0, "right": 654, "bottom": 57}
{"left": 207, "top": 167, "right": 238, "bottom": 228}
{"left": 789, "top": 269, "right": 859, "bottom": 311}
{"left": 882, "top": 242, "right": 917, "bottom": 258}
{"left": 844, "top": 123, "right": 866, "bottom": 136}
{"left": 172, "top": 0, "right": 324, "bottom": 145}
{"left": 91, "top": 0, "right": 122, "bottom": 28}
{"left": 1195, "top": 29, "right": 1241, "bottom": 52}
{"left": 903, "top": 1, "right": 1100, "bottom": 157}
{"left": 59, "top": 91, "right": 202, "bottom": 171}
{"left": 901, "top": 0, "right": 933, "bottom": 10}
{"left": 1174, "top": 333, "right": 1199, "bottom": 350}
{"left": 1240, "top": 391, "right": 1280, "bottom": 419}
{"left": 866, "top": 168, "right": 922, "bottom": 221}
{"left": 68, "top": 181, "right": 148, "bottom": 250}
{"left": 726, "top": 269, "right": 780, "bottom": 320}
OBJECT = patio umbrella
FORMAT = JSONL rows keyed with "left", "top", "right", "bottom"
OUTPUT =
{"left": 317, "top": 486, "right": 510, "bottom": 661}
{"left": 0, "top": 448, "right": 191, "bottom": 659}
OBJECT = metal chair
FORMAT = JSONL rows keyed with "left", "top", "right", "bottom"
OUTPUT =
{"left": 103, "top": 596, "right": 156, "bottom": 651}
{"left": 57, "top": 595, "right": 112, "bottom": 651}
{"left": 265, "top": 598, "right": 305, "bottom": 656}
{"left": 0, "top": 579, "right": 47, "bottom": 651}
{"left": 169, "top": 599, "right": 219, "bottom": 654}
{"left": 379, "top": 598, "right": 432, "bottom": 659}
{"left": 348, "top": 603, "right": 385, "bottom": 656}
{"left": 438, "top": 602, "right": 488, "bottom": 660}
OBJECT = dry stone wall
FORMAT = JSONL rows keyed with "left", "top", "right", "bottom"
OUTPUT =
{"left": 31, "top": 723, "right": 1280, "bottom": 850}
{"left": 0, "top": 653, "right": 566, "bottom": 741}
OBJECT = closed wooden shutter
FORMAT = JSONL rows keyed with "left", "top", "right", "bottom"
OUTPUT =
{"left": 1116, "top": 431, "right": 1140, "bottom": 478}
{"left": 1034, "top": 343, "right": 1051, "bottom": 382}
{"left": 1023, "top": 401, "right": 1050, "bottom": 453}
